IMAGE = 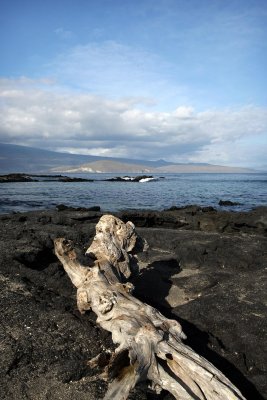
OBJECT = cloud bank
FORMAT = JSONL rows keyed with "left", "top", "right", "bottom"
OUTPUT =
{"left": 0, "top": 77, "right": 266, "bottom": 168}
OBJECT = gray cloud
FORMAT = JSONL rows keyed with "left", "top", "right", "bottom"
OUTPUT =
{"left": 0, "top": 78, "right": 266, "bottom": 167}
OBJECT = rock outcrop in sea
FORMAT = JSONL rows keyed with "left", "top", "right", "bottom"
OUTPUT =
{"left": 0, "top": 173, "right": 94, "bottom": 183}
{"left": 104, "top": 175, "right": 156, "bottom": 182}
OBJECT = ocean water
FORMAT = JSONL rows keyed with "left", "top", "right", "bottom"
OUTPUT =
{"left": 0, "top": 173, "right": 266, "bottom": 214}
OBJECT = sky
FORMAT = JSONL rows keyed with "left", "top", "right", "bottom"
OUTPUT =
{"left": 0, "top": 0, "right": 267, "bottom": 169}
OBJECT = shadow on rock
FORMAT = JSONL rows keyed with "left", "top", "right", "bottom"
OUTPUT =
{"left": 132, "top": 259, "right": 264, "bottom": 400}
{"left": 132, "top": 258, "right": 181, "bottom": 309}
{"left": 173, "top": 315, "right": 265, "bottom": 400}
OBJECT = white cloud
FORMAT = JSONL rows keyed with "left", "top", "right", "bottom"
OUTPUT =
{"left": 0, "top": 77, "right": 266, "bottom": 167}
{"left": 173, "top": 106, "right": 194, "bottom": 119}
{"left": 188, "top": 139, "right": 267, "bottom": 168}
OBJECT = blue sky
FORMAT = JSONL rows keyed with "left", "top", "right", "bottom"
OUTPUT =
{"left": 0, "top": 0, "right": 267, "bottom": 168}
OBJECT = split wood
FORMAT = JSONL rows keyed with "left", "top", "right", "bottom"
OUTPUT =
{"left": 54, "top": 214, "right": 246, "bottom": 400}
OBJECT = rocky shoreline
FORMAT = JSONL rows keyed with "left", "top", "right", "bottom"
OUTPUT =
{"left": 0, "top": 206, "right": 266, "bottom": 399}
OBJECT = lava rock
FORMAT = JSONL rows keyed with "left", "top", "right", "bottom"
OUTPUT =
{"left": 0, "top": 206, "right": 266, "bottom": 399}
{"left": 56, "top": 204, "right": 101, "bottom": 212}
{"left": 57, "top": 176, "right": 94, "bottom": 182}
{"left": 0, "top": 173, "right": 93, "bottom": 183}
{"left": 219, "top": 200, "right": 242, "bottom": 206}
{"left": 0, "top": 173, "right": 37, "bottom": 182}
{"left": 104, "top": 175, "right": 154, "bottom": 182}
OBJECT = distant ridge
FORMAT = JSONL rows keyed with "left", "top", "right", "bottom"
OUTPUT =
{"left": 0, "top": 143, "right": 173, "bottom": 173}
{"left": 52, "top": 159, "right": 153, "bottom": 174}
{"left": 52, "top": 160, "right": 254, "bottom": 174}
{"left": 0, "top": 143, "right": 255, "bottom": 174}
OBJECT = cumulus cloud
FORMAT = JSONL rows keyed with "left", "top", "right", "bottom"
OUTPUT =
{"left": 0, "top": 77, "right": 266, "bottom": 167}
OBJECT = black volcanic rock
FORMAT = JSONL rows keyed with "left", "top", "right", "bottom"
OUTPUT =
{"left": 118, "top": 206, "right": 267, "bottom": 236}
{"left": 57, "top": 176, "right": 94, "bottom": 182}
{"left": 0, "top": 173, "right": 94, "bottom": 183}
{"left": 103, "top": 175, "right": 154, "bottom": 182}
{"left": 0, "top": 173, "right": 37, "bottom": 182}
{"left": 56, "top": 204, "right": 101, "bottom": 212}
{"left": 0, "top": 206, "right": 266, "bottom": 399}
{"left": 219, "top": 200, "right": 242, "bottom": 206}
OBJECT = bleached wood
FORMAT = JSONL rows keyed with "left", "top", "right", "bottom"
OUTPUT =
{"left": 54, "top": 214, "right": 246, "bottom": 400}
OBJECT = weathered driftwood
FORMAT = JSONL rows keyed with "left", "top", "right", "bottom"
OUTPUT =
{"left": 54, "top": 214, "right": 246, "bottom": 400}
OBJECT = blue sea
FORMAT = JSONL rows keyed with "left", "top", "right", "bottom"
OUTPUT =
{"left": 0, "top": 173, "right": 266, "bottom": 214}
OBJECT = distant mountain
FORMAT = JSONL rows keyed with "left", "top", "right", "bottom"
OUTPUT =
{"left": 0, "top": 143, "right": 255, "bottom": 174}
{"left": 0, "top": 143, "right": 173, "bottom": 173}
{"left": 0, "top": 143, "right": 97, "bottom": 173}
{"left": 52, "top": 160, "right": 153, "bottom": 173}
{"left": 53, "top": 160, "right": 254, "bottom": 174}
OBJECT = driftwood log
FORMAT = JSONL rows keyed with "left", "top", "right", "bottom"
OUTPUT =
{"left": 54, "top": 214, "right": 246, "bottom": 400}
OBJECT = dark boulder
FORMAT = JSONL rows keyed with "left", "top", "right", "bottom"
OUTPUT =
{"left": 219, "top": 200, "right": 242, "bottom": 206}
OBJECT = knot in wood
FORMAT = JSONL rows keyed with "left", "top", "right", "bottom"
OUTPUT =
{"left": 99, "top": 291, "right": 118, "bottom": 314}
{"left": 119, "top": 282, "right": 134, "bottom": 294}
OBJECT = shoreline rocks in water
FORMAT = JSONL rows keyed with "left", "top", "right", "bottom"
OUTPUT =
{"left": 103, "top": 175, "right": 156, "bottom": 182}
{"left": 0, "top": 173, "right": 159, "bottom": 184}
{"left": 0, "top": 173, "right": 38, "bottom": 182}
{"left": 55, "top": 204, "right": 101, "bottom": 212}
{"left": 0, "top": 205, "right": 266, "bottom": 399}
{"left": 0, "top": 173, "right": 94, "bottom": 183}
{"left": 219, "top": 199, "right": 242, "bottom": 206}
